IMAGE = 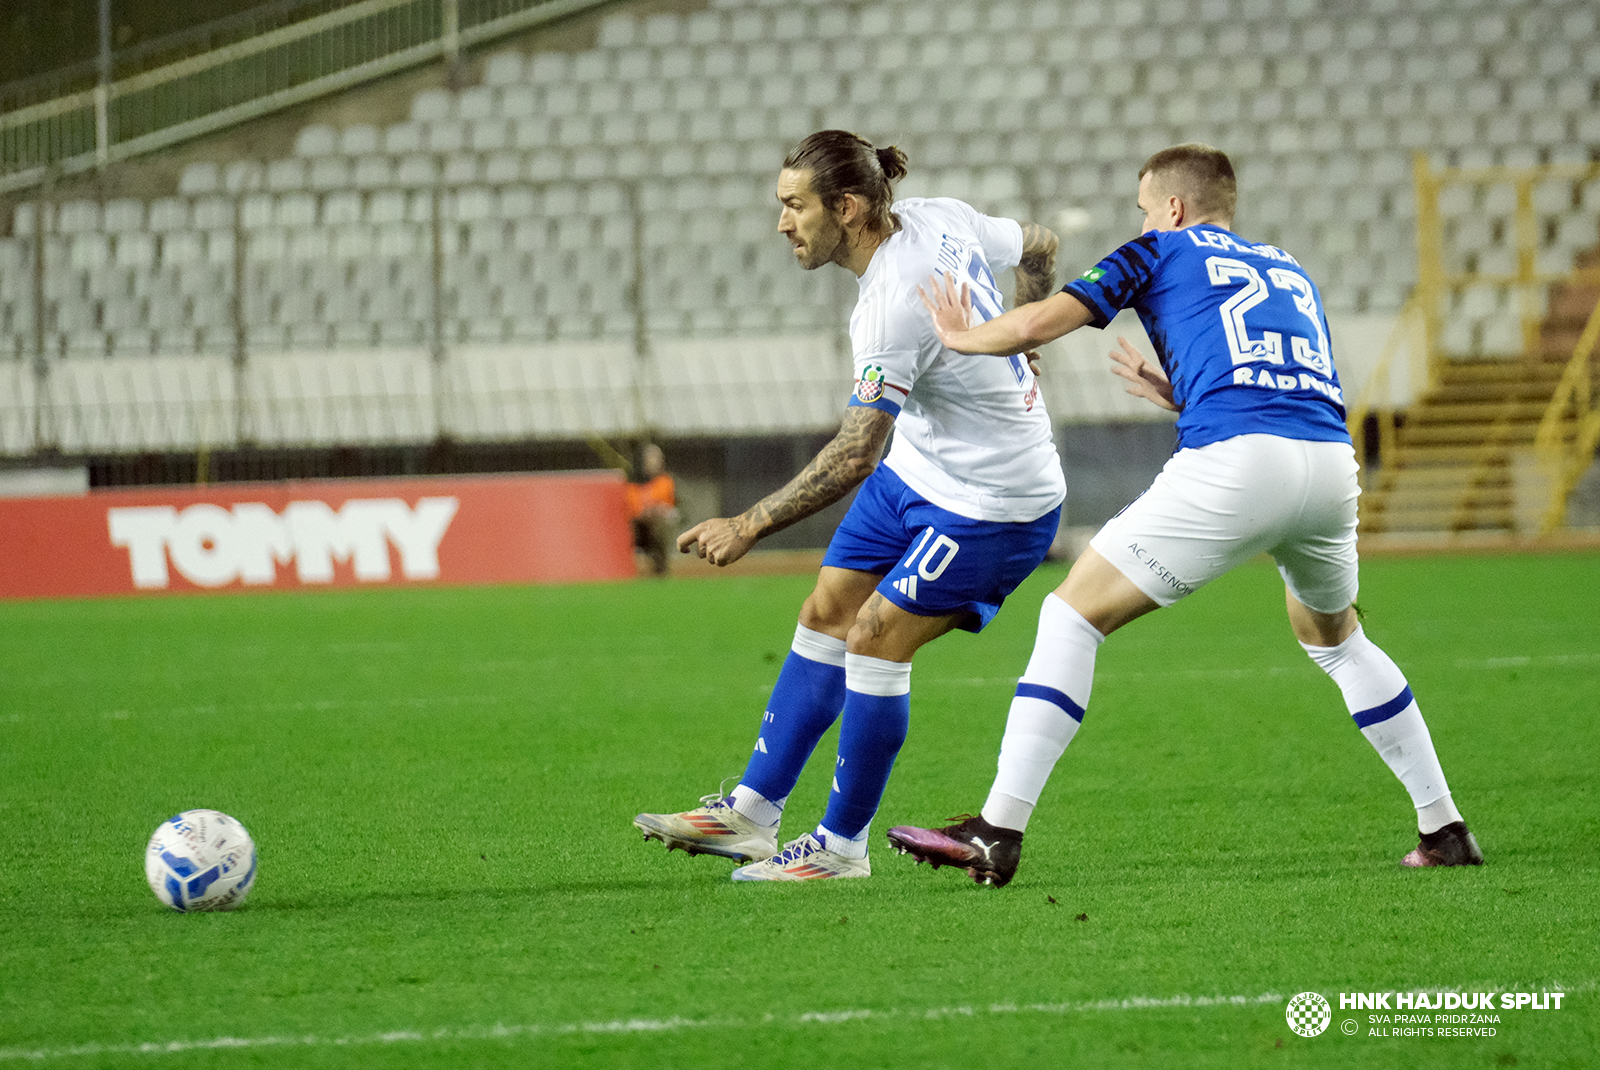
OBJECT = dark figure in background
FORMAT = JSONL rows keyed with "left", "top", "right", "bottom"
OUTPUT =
{"left": 627, "top": 443, "right": 679, "bottom": 577}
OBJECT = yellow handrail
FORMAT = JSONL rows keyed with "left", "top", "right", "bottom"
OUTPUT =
{"left": 1535, "top": 287, "right": 1600, "bottom": 531}
{"left": 1412, "top": 152, "right": 1446, "bottom": 394}
{"left": 1377, "top": 154, "right": 1600, "bottom": 534}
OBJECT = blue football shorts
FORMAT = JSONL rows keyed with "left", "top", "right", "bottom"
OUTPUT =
{"left": 822, "top": 465, "right": 1061, "bottom": 632}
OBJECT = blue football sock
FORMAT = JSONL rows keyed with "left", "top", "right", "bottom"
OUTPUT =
{"left": 736, "top": 624, "right": 847, "bottom": 816}
{"left": 819, "top": 654, "right": 912, "bottom": 842}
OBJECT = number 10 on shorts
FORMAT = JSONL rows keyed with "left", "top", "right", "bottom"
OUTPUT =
{"left": 902, "top": 528, "right": 960, "bottom": 583}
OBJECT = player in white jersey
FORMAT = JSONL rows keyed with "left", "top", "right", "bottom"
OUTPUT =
{"left": 633, "top": 130, "right": 1066, "bottom": 880}
{"left": 889, "top": 144, "right": 1481, "bottom": 886}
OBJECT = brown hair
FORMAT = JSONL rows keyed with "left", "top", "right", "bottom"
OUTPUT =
{"left": 1139, "top": 143, "right": 1237, "bottom": 223}
{"left": 783, "top": 130, "right": 907, "bottom": 233}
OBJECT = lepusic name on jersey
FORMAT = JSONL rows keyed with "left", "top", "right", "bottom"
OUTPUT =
{"left": 108, "top": 497, "right": 459, "bottom": 589}
{"left": 1183, "top": 227, "right": 1302, "bottom": 265}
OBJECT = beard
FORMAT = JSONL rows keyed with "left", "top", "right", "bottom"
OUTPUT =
{"left": 792, "top": 218, "right": 846, "bottom": 270}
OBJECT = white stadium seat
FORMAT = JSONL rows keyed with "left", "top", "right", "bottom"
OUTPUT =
{"left": 383, "top": 122, "right": 425, "bottom": 155}
{"left": 294, "top": 124, "right": 339, "bottom": 157}
{"left": 102, "top": 199, "right": 146, "bottom": 232}
{"left": 458, "top": 86, "right": 496, "bottom": 121}
{"left": 411, "top": 88, "right": 452, "bottom": 123}
{"left": 340, "top": 124, "right": 381, "bottom": 156}
{"left": 425, "top": 122, "right": 467, "bottom": 154}
{"left": 322, "top": 191, "right": 363, "bottom": 226}
{"left": 264, "top": 159, "right": 307, "bottom": 191}
{"left": 595, "top": 14, "right": 637, "bottom": 48}
{"left": 351, "top": 155, "right": 396, "bottom": 189}
{"left": 526, "top": 52, "right": 571, "bottom": 84}
{"left": 395, "top": 155, "right": 440, "bottom": 186}
{"left": 443, "top": 154, "right": 482, "bottom": 184}
{"left": 483, "top": 51, "right": 526, "bottom": 86}
{"left": 483, "top": 152, "right": 524, "bottom": 184}
{"left": 499, "top": 84, "right": 537, "bottom": 118}
{"left": 58, "top": 200, "right": 102, "bottom": 233}
{"left": 147, "top": 198, "right": 190, "bottom": 232}
{"left": 308, "top": 157, "right": 353, "bottom": 191}
{"left": 179, "top": 162, "right": 222, "bottom": 195}
{"left": 21, "top": 0, "right": 1600, "bottom": 443}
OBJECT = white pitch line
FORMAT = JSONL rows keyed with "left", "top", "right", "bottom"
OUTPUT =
{"left": 3, "top": 984, "right": 1590, "bottom": 1062}
{"left": 1457, "top": 652, "right": 1600, "bottom": 669}
{"left": 938, "top": 651, "right": 1600, "bottom": 691}
{"left": 0, "top": 993, "right": 1290, "bottom": 1062}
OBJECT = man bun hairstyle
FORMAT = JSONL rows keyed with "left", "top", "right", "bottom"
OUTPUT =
{"left": 784, "top": 130, "right": 906, "bottom": 233}
{"left": 874, "top": 145, "right": 909, "bottom": 183}
{"left": 1139, "top": 143, "right": 1237, "bottom": 223}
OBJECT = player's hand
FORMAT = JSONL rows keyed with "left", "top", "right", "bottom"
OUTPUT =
{"left": 917, "top": 272, "right": 973, "bottom": 350}
{"left": 1108, "top": 335, "right": 1177, "bottom": 411}
{"left": 1024, "top": 349, "right": 1044, "bottom": 378}
{"left": 676, "top": 516, "right": 758, "bottom": 567}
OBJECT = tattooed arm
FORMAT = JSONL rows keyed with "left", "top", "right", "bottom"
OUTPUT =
{"left": 677, "top": 406, "right": 895, "bottom": 567}
{"left": 1014, "top": 222, "right": 1059, "bottom": 307}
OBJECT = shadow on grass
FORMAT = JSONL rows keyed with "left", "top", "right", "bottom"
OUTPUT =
{"left": 248, "top": 875, "right": 704, "bottom": 915}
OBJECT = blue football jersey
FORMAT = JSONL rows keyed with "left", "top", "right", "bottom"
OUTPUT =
{"left": 1064, "top": 225, "right": 1351, "bottom": 451}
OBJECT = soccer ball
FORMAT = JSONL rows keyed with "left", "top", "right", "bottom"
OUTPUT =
{"left": 145, "top": 809, "right": 258, "bottom": 912}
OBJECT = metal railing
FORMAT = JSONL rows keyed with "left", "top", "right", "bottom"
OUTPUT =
{"left": 0, "top": 173, "right": 848, "bottom": 455}
{"left": 0, "top": 0, "right": 619, "bottom": 194}
{"left": 1350, "top": 154, "right": 1600, "bottom": 530}
{"left": 1411, "top": 154, "right": 1600, "bottom": 376}
{"left": 1534, "top": 288, "right": 1600, "bottom": 532}
{"left": 0, "top": 0, "right": 352, "bottom": 115}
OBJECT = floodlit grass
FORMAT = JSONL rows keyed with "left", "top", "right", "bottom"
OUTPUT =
{"left": 1, "top": 553, "right": 1596, "bottom": 1068}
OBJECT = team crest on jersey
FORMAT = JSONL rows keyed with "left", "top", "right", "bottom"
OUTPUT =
{"left": 855, "top": 363, "right": 886, "bottom": 403}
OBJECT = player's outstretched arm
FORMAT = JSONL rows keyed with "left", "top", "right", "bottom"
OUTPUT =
{"left": 1108, "top": 335, "right": 1177, "bottom": 411}
{"left": 919, "top": 272, "right": 1094, "bottom": 355}
{"left": 1014, "top": 223, "right": 1059, "bottom": 307}
{"left": 677, "top": 406, "right": 895, "bottom": 567}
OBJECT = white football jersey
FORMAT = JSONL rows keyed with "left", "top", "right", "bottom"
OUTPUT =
{"left": 848, "top": 197, "right": 1065, "bottom": 523}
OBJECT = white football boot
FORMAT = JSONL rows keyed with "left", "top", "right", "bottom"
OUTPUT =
{"left": 730, "top": 831, "right": 871, "bottom": 881}
{"left": 634, "top": 792, "right": 779, "bottom": 863}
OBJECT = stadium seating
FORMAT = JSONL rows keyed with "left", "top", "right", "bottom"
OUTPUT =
{"left": 1, "top": 0, "right": 1597, "bottom": 447}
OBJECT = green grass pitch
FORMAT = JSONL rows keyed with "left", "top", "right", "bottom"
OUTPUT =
{"left": 1, "top": 552, "right": 1596, "bottom": 1068}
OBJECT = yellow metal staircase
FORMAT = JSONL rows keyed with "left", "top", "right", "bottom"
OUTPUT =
{"left": 1354, "top": 158, "right": 1600, "bottom": 537}
{"left": 1359, "top": 354, "right": 1568, "bottom": 534}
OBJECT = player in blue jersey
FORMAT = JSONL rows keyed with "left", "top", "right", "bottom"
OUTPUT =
{"left": 889, "top": 144, "right": 1482, "bottom": 886}
{"left": 632, "top": 131, "right": 1066, "bottom": 880}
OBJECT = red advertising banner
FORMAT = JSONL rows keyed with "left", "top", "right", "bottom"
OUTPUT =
{"left": 0, "top": 472, "right": 635, "bottom": 599}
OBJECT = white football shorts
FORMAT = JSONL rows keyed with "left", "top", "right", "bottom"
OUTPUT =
{"left": 1089, "top": 434, "right": 1360, "bottom": 613}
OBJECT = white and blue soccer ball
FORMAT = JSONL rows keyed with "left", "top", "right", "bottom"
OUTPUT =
{"left": 145, "top": 809, "right": 258, "bottom": 912}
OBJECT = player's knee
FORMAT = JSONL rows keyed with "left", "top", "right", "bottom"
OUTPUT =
{"left": 799, "top": 589, "right": 854, "bottom": 634}
{"left": 844, "top": 605, "right": 924, "bottom": 661}
{"left": 1289, "top": 602, "right": 1358, "bottom": 648}
{"left": 843, "top": 620, "right": 891, "bottom": 659}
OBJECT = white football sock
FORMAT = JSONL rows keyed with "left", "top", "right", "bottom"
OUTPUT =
{"left": 816, "top": 823, "right": 870, "bottom": 860}
{"left": 729, "top": 784, "right": 783, "bottom": 828}
{"left": 1301, "top": 625, "right": 1463, "bottom": 833}
{"left": 983, "top": 594, "right": 1104, "bottom": 833}
{"left": 1416, "top": 795, "right": 1464, "bottom": 835}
